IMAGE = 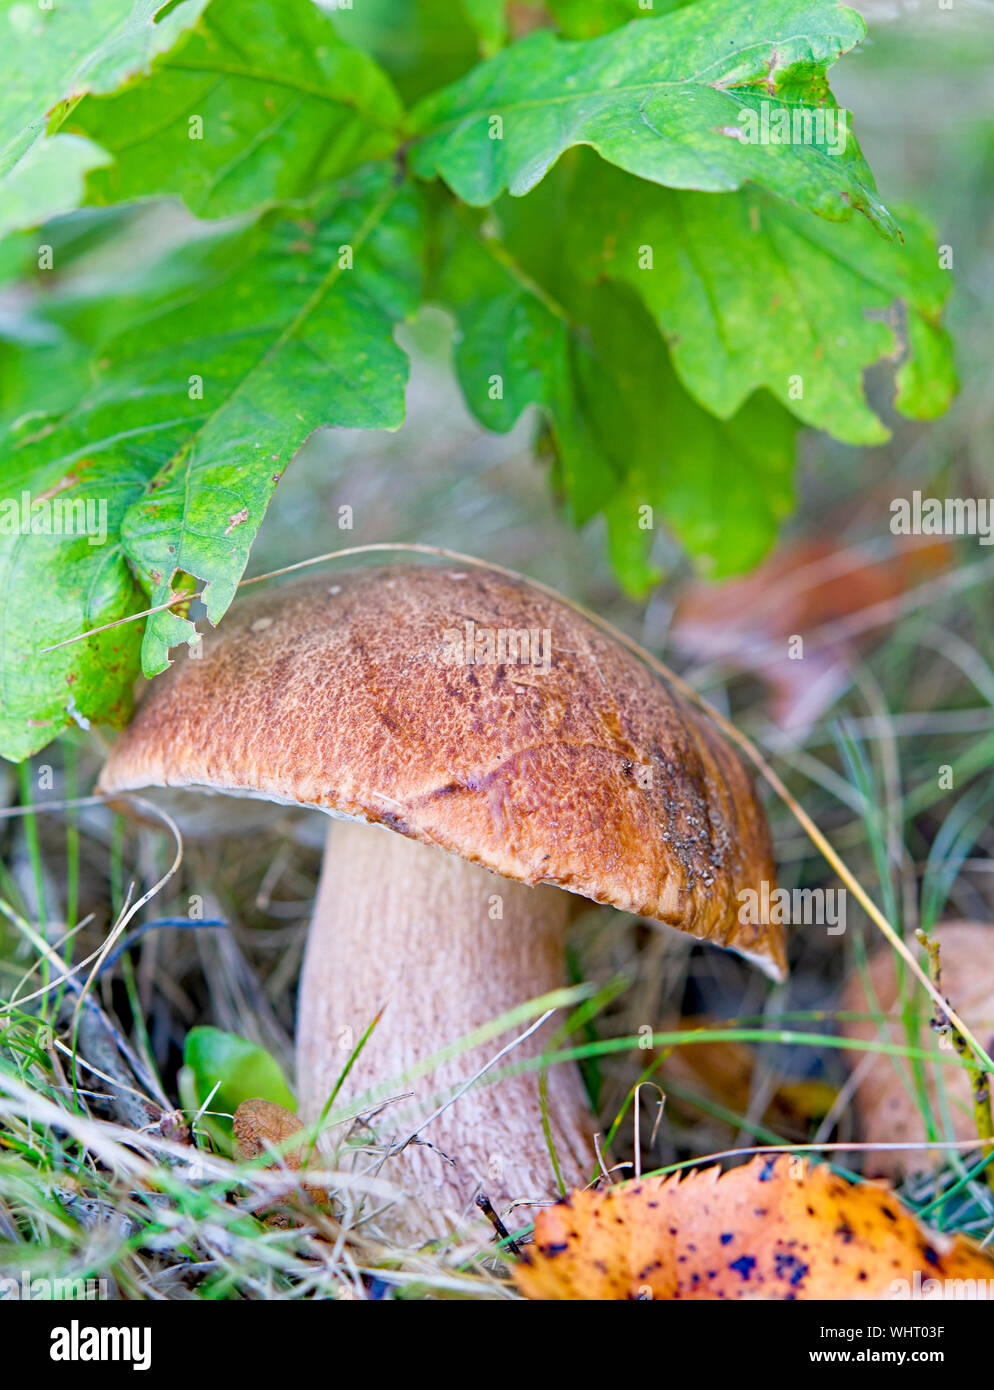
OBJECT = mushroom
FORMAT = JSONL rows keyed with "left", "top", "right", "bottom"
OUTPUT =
{"left": 841, "top": 921, "right": 994, "bottom": 1178}
{"left": 232, "top": 1099, "right": 328, "bottom": 1220}
{"left": 98, "top": 563, "right": 784, "bottom": 1239}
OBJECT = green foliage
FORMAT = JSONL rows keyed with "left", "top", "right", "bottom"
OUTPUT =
{"left": 181, "top": 1026, "right": 295, "bottom": 1147}
{"left": 432, "top": 189, "right": 798, "bottom": 590}
{"left": 563, "top": 156, "right": 956, "bottom": 442}
{"left": 548, "top": 0, "right": 694, "bottom": 41}
{"left": 0, "top": 0, "right": 956, "bottom": 759}
{"left": 0, "top": 134, "right": 110, "bottom": 238}
{"left": 0, "top": 0, "right": 209, "bottom": 229}
{"left": 330, "top": 0, "right": 484, "bottom": 104}
{"left": 460, "top": 0, "right": 508, "bottom": 56}
{"left": 0, "top": 170, "right": 421, "bottom": 759}
{"left": 412, "top": 0, "right": 895, "bottom": 233}
{"left": 76, "top": 0, "right": 404, "bottom": 217}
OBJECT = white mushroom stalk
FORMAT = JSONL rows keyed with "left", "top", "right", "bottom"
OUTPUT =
{"left": 297, "top": 820, "right": 597, "bottom": 1238}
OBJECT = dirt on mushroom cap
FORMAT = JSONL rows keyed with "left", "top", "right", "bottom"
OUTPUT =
{"left": 98, "top": 563, "right": 784, "bottom": 977}
{"left": 513, "top": 1155, "right": 994, "bottom": 1300}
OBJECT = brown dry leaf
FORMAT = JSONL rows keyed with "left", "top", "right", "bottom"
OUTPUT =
{"left": 232, "top": 1098, "right": 328, "bottom": 1213}
{"left": 670, "top": 536, "right": 952, "bottom": 731}
{"left": 513, "top": 1155, "right": 994, "bottom": 1300}
{"left": 842, "top": 921, "right": 994, "bottom": 1178}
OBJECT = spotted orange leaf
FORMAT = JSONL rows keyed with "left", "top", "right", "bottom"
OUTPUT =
{"left": 513, "top": 1155, "right": 994, "bottom": 1300}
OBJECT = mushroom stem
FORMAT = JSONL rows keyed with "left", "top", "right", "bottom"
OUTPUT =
{"left": 297, "top": 820, "right": 598, "bottom": 1240}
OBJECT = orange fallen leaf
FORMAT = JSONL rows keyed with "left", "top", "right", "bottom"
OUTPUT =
{"left": 513, "top": 1155, "right": 994, "bottom": 1300}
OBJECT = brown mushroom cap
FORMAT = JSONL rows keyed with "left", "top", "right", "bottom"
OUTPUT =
{"left": 99, "top": 563, "right": 784, "bottom": 977}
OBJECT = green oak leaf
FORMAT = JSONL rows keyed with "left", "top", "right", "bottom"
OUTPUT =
{"left": 412, "top": 0, "right": 897, "bottom": 235}
{"left": 573, "top": 279, "right": 798, "bottom": 589}
{"left": 0, "top": 134, "right": 111, "bottom": 237}
{"left": 0, "top": 473, "right": 147, "bottom": 763}
{"left": 74, "top": 0, "right": 404, "bottom": 218}
{"left": 548, "top": 0, "right": 692, "bottom": 40}
{"left": 331, "top": 0, "right": 484, "bottom": 105}
{"left": 0, "top": 203, "right": 234, "bottom": 427}
{"left": 894, "top": 310, "right": 959, "bottom": 422}
{"left": 461, "top": 0, "right": 508, "bottom": 56}
{"left": 434, "top": 208, "right": 796, "bottom": 591}
{"left": 0, "top": 0, "right": 209, "bottom": 225}
{"left": 566, "top": 155, "right": 956, "bottom": 443}
{"left": 125, "top": 178, "right": 422, "bottom": 673}
{"left": 0, "top": 169, "right": 422, "bottom": 762}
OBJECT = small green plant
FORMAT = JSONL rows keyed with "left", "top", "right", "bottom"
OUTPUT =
{"left": 180, "top": 1026, "right": 296, "bottom": 1150}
